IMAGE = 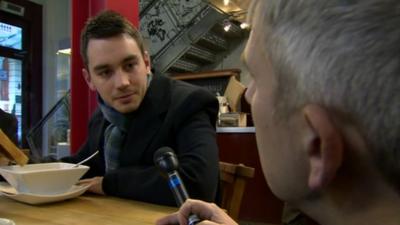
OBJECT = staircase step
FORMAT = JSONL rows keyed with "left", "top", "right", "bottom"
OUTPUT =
{"left": 170, "top": 59, "right": 201, "bottom": 73}
{"left": 185, "top": 45, "right": 217, "bottom": 63}
{"left": 197, "top": 32, "right": 229, "bottom": 51}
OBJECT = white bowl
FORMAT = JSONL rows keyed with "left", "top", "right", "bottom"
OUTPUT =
{"left": 0, "top": 162, "right": 89, "bottom": 195}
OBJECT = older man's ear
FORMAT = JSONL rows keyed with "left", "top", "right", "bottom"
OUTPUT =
{"left": 302, "top": 104, "right": 344, "bottom": 192}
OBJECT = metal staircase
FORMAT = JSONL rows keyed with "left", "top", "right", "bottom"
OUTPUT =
{"left": 139, "top": 0, "right": 248, "bottom": 75}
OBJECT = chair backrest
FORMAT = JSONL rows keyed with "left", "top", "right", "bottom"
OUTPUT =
{"left": 219, "top": 161, "right": 255, "bottom": 221}
{"left": 224, "top": 76, "right": 246, "bottom": 112}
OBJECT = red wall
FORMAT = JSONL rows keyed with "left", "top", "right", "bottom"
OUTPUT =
{"left": 218, "top": 133, "right": 284, "bottom": 223}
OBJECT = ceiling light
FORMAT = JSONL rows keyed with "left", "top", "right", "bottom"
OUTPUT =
{"left": 223, "top": 19, "right": 232, "bottom": 32}
{"left": 240, "top": 22, "right": 249, "bottom": 29}
{"left": 223, "top": 0, "right": 230, "bottom": 6}
{"left": 56, "top": 48, "right": 71, "bottom": 55}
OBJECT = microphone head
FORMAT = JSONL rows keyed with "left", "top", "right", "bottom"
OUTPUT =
{"left": 154, "top": 146, "right": 179, "bottom": 173}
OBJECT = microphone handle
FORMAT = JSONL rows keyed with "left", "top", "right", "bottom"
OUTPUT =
{"left": 168, "top": 172, "right": 188, "bottom": 205}
{"left": 168, "top": 172, "right": 201, "bottom": 225}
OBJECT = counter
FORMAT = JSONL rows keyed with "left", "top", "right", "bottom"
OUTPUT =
{"left": 217, "top": 127, "right": 255, "bottom": 133}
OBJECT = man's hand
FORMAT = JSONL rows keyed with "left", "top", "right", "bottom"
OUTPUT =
{"left": 156, "top": 199, "right": 238, "bottom": 225}
{"left": 77, "top": 176, "right": 105, "bottom": 195}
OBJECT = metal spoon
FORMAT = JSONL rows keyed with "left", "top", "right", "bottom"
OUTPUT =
{"left": 73, "top": 150, "right": 99, "bottom": 168}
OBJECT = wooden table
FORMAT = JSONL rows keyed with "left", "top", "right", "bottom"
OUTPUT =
{"left": 0, "top": 194, "right": 176, "bottom": 225}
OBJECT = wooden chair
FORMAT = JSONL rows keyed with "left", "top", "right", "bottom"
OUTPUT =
{"left": 224, "top": 76, "right": 246, "bottom": 112}
{"left": 219, "top": 161, "right": 255, "bottom": 221}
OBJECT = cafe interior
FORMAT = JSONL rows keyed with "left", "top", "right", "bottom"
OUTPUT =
{"left": 0, "top": 0, "right": 286, "bottom": 224}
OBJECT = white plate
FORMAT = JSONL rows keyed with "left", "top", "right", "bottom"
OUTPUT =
{"left": 0, "top": 182, "right": 90, "bottom": 205}
{"left": 0, "top": 218, "right": 15, "bottom": 225}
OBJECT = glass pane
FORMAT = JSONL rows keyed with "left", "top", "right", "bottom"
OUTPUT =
{"left": 26, "top": 91, "right": 71, "bottom": 160}
{"left": 56, "top": 51, "right": 70, "bottom": 98}
{"left": 0, "top": 56, "right": 22, "bottom": 143}
{"left": 0, "top": 22, "right": 22, "bottom": 50}
{"left": 27, "top": 49, "right": 71, "bottom": 160}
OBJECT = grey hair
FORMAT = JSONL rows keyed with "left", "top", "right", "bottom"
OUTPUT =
{"left": 249, "top": 0, "right": 400, "bottom": 189}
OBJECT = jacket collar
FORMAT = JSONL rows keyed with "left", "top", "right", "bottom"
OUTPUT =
{"left": 120, "top": 72, "right": 171, "bottom": 164}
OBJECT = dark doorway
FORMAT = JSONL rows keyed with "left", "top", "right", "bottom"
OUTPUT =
{"left": 0, "top": 0, "right": 42, "bottom": 147}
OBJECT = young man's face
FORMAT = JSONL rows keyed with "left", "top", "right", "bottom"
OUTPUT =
{"left": 83, "top": 34, "right": 151, "bottom": 113}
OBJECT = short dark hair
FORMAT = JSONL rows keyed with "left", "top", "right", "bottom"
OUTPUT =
{"left": 80, "top": 10, "right": 146, "bottom": 67}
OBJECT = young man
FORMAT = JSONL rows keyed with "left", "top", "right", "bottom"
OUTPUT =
{"left": 61, "top": 11, "right": 219, "bottom": 206}
{"left": 0, "top": 108, "right": 17, "bottom": 144}
{"left": 157, "top": 0, "right": 400, "bottom": 224}
{"left": 0, "top": 108, "right": 18, "bottom": 166}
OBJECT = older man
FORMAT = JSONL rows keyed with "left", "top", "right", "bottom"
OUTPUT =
{"left": 157, "top": 0, "right": 400, "bottom": 224}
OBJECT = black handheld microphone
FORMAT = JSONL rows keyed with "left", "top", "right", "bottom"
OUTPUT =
{"left": 154, "top": 147, "right": 201, "bottom": 225}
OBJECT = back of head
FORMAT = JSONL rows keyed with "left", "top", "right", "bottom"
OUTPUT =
{"left": 250, "top": 0, "right": 400, "bottom": 190}
{"left": 80, "top": 10, "right": 146, "bottom": 67}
